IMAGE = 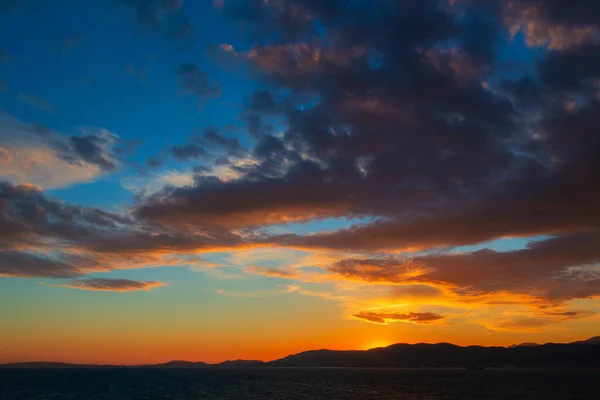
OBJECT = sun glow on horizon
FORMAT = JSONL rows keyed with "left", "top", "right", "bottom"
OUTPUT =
{"left": 362, "top": 340, "right": 394, "bottom": 350}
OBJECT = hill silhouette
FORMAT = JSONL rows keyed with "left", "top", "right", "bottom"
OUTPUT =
{"left": 2, "top": 337, "right": 599, "bottom": 369}
{"left": 144, "top": 361, "right": 209, "bottom": 368}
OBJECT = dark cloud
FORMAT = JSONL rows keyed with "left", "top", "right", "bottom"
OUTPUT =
{"left": 507, "top": 0, "right": 600, "bottom": 28}
{"left": 0, "top": 181, "right": 242, "bottom": 256}
{"left": 63, "top": 278, "right": 167, "bottom": 292}
{"left": 539, "top": 44, "right": 600, "bottom": 90}
{"left": 353, "top": 311, "right": 445, "bottom": 325}
{"left": 177, "top": 64, "right": 221, "bottom": 103}
{"left": 0, "top": 251, "right": 80, "bottom": 278}
{"left": 134, "top": 158, "right": 350, "bottom": 229}
{"left": 0, "top": 181, "right": 132, "bottom": 248}
{"left": 138, "top": 0, "right": 549, "bottom": 242}
{"left": 191, "top": 165, "right": 211, "bottom": 174}
{"left": 248, "top": 90, "right": 276, "bottom": 113}
{"left": 219, "top": 0, "right": 314, "bottom": 42}
{"left": 146, "top": 156, "right": 164, "bottom": 168}
{"left": 269, "top": 96, "right": 600, "bottom": 252}
{"left": 0, "top": 181, "right": 248, "bottom": 281}
{"left": 67, "top": 135, "right": 118, "bottom": 171}
{"left": 420, "top": 234, "right": 600, "bottom": 300}
{"left": 242, "top": 113, "right": 262, "bottom": 137}
{"left": 194, "top": 128, "right": 247, "bottom": 157}
{"left": 328, "top": 234, "right": 600, "bottom": 303}
{"left": 83, "top": 228, "right": 241, "bottom": 254}
{"left": 171, "top": 143, "right": 206, "bottom": 160}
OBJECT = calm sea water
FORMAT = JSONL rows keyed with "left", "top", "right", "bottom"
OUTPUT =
{"left": 0, "top": 368, "right": 599, "bottom": 399}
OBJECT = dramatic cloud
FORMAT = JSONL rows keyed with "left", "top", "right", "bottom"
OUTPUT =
{"left": 118, "top": 2, "right": 600, "bottom": 332}
{"left": 328, "top": 234, "right": 600, "bottom": 303}
{"left": 0, "top": 181, "right": 134, "bottom": 248}
{"left": 353, "top": 311, "right": 446, "bottom": 325}
{"left": 133, "top": 1, "right": 599, "bottom": 256}
{"left": 0, "top": 181, "right": 245, "bottom": 281}
{"left": 134, "top": 161, "right": 352, "bottom": 228}
{"left": 62, "top": 278, "right": 167, "bottom": 292}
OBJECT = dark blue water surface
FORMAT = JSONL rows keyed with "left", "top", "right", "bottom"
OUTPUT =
{"left": 1, "top": 368, "right": 599, "bottom": 399}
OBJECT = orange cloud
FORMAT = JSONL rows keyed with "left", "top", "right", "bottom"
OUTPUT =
{"left": 245, "top": 265, "right": 299, "bottom": 278}
{"left": 326, "top": 234, "right": 600, "bottom": 304}
{"left": 505, "top": 2, "right": 598, "bottom": 50}
{"left": 216, "top": 284, "right": 299, "bottom": 298}
{"left": 353, "top": 311, "right": 446, "bottom": 325}
{"left": 493, "top": 317, "right": 556, "bottom": 332}
{"left": 248, "top": 43, "right": 367, "bottom": 76}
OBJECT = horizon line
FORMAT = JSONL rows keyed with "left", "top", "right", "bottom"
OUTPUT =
{"left": 2, "top": 336, "right": 597, "bottom": 367}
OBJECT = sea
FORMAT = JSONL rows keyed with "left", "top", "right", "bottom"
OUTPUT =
{"left": 1, "top": 368, "right": 599, "bottom": 399}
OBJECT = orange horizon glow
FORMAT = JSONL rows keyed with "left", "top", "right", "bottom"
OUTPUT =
{"left": 2, "top": 319, "right": 599, "bottom": 365}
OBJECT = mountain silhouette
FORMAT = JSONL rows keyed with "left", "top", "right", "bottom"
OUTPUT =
{"left": 570, "top": 336, "right": 600, "bottom": 345}
{"left": 216, "top": 360, "right": 266, "bottom": 368}
{"left": 144, "top": 361, "right": 209, "bottom": 368}
{"left": 2, "top": 337, "right": 599, "bottom": 369}
{"left": 269, "top": 340, "right": 600, "bottom": 368}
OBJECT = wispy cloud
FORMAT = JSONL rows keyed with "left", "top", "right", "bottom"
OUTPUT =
{"left": 353, "top": 311, "right": 446, "bottom": 325}
{"left": 60, "top": 278, "right": 167, "bottom": 292}
{"left": 245, "top": 265, "right": 298, "bottom": 278}
{"left": 18, "top": 93, "right": 54, "bottom": 113}
{"left": 216, "top": 285, "right": 299, "bottom": 298}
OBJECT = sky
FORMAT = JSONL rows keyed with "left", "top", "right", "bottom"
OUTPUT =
{"left": 1, "top": 0, "right": 600, "bottom": 365}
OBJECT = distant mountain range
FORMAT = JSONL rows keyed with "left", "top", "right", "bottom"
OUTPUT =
{"left": 2, "top": 337, "right": 599, "bottom": 369}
